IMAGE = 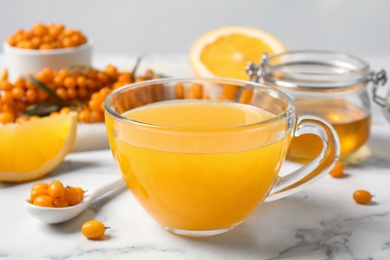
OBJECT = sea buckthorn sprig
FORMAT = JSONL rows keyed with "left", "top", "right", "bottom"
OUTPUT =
{"left": 7, "top": 23, "right": 87, "bottom": 50}
{"left": 0, "top": 62, "right": 161, "bottom": 124}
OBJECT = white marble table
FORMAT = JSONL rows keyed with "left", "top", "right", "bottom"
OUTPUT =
{"left": 1, "top": 54, "right": 390, "bottom": 260}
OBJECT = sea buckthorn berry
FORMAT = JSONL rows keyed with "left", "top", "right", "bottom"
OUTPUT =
{"left": 74, "top": 187, "right": 84, "bottom": 201}
{"left": 55, "top": 88, "right": 68, "bottom": 100}
{"left": 30, "top": 188, "right": 49, "bottom": 202}
{"left": 64, "top": 186, "right": 81, "bottom": 206}
{"left": 0, "top": 81, "right": 13, "bottom": 91}
{"left": 76, "top": 76, "right": 87, "bottom": 88}
{"left": 81, "top": 220, "right": 108, "bottom": 239}
{"left": 14, "top": 77, "right": 26, "bottom": 89}
{"left": 0, "top": 112, "right": 15, "bottom": 125}
{"left": 60, "top": 106, "right": 72, "bottom": 114}
{"left": 1, "top": 104, "right": 15, "bottom": 114}
{"left": 37, "top": 89, "right": 49, "bottom": 102}
{"left": 353, "top": 190, "right": 373, "bottom": 205}
{"left": 104, "top": 64, "right": 118, "bottom": 78}
{"left": 32, "top": 23, "right": 48, "bottom": 37}
{"left": 64, "top": 77, "right": 76, "bottom": 88}
{"left": 329, "top": 162, "right": 344, "bottom": 178}
{"left": 32, "top": 182, "right": 49, "bottom": 190}
{"left": 26, "top": 89, "right": 38, "bottom": 103}
{"left": 15, "top": 115, "right": 29, "bottom": 124}
{"left": 54, "top": 199, "right": 69, "bottom": 208}
{"left": 91, "top": 110, "right": 104, "bottom": 122}
{"left": 11, "top": 87, "right": 25, "bottom": 100}
{"left": 48, "top": 180, "right": 66, "bottom": 200}
{"left": 33, "top": 195, "right": 54, "bottom": 208}
{"left": 1, "top": 91, "right": 14, "bottom": 105}
{"left": 79, "top": 109, "right": 91, "bottom": 123}
{"left": 29, "top": 115, "right": 41, "bottom": 121}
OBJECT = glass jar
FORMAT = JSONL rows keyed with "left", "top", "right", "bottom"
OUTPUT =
{"left": 251, "top": 50, "right": 387, "bottom": 163}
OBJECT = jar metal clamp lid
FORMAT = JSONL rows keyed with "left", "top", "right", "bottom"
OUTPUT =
{"left": 246, "top": 51, "right": 389, "bottom": 121}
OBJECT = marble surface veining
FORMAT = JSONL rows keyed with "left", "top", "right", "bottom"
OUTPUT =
{"left": 0, "top": 54, "right": 389, "bottom": 260}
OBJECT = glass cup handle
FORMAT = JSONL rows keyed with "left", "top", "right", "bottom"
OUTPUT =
{"left": 265, "top": 115, "right": 340, "bottom": 202}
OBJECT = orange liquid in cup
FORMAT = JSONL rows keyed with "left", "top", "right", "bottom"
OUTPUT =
{"left": 287, "top": 99, "right": 370, "bottom": 163}
{"left": 106, "top": 100, "right": 291, "bottom": 231}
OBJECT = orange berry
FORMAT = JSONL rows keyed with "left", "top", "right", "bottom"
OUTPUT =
{"left": 15, "top": 115, "right": 29, "bottom": 124}
{"left": 74, "top": 187, "right": 84, "bottom": 201}
{"left": 58, "top": 69, "right": 69, "bottom": 79}
{"left": 353, "top": 190, "right": 372, "bottom": 205}
{"left": 7, "top": 35, "right": 16, "bottom": 46}
{"left": 67, "top": 88, "right": 77, "bottom": 100}
{"left": 39, "top": 43, "right": 53, "bottom": 50}
{"left": 14, "top": 77, "right": 26, "bottom": 89}
{"left": 88, "top": 99, "right": 100, "bottom": 111}
{"left": 33, "top": 195, "right": 54, "bottom": 207}
{"left": 1, "top": 91, "right": 14, "bottom": 104}
{"left": 48, "top": 180, "right": 66, "bottom": 200}
{"left": 76, "top": 76, "right": 87, "bottom": 88}
{"left": 104, "top": 64, "right": 118, "bottom": 78}
{"left": 11, "top": 87, "right": 25, "bottom": 100}
{"left": 37, "top": 89, "right": 50, "bottom": 102}
{"left": 79, "top": 109, "right": 91, "bottom": 123}
{"left": 64, "top": 186, "right": 81, "bottom": 206}
{"left": 60, "top": 106, "right": 72, "bottom": 114}
{"left": 26, "top": 89, "right": 38, "bottom": 103}
{"left": 329, "top": 162, "right": 344, "bottom": 178}
{"left": 97, "top": 72, "right": 109, "bottom": 84}
{"left": 36, "top": 68, "right": 54, "bottom": 83}
{"left": 61, "top": 37, "right": 72, "bottom": 48}
{"left": 1, "top": 104, "right": 15, "bottom": 114}
{"left": 0, "top": 81, "right": 13, "bottom": 91}
{"left": 55, "top": 88, "right": 68, "bottom": 100}
{"left": 81, "top": 220, "right": 108, "bottom": 239}
{"left": 64, "top": 77, "right": 76, "bottom": 88}
{"left": 0, "top": 112, "right": 15, "bottom": 124}
{"left": 53, "top": 199, "right": 69, "bottom": 208}
{"left": 32, "top": 23, "right": 48, "bottom": 37}
{"left": 30, "top": 188, "right": 49, "bottom": 202}
{"left": 32, "top": 182, "right": 49, "bottom": 190}
{"left": 29, "top": 115, "right": 40, "bottom": 121}
{"left": 77, "top": 88, "right": 89, "bottom": 99}
{"left": 91, "top": 110, "right": 104, "bottom": 122}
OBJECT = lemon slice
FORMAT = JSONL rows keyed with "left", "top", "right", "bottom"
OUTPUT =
{"left": 0, "top": 112, "right": 77, "bottom": 182}
{"left": 189, "top": 26, "right": 287, "bottom": 80}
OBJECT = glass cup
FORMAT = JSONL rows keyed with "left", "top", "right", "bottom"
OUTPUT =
{"left": 104, "top": 77, "right": 340, "bottom": 237}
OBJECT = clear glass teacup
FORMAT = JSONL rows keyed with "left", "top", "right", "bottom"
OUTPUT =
{"left": 104, "top": 77, "right": 340, "bottom": 237}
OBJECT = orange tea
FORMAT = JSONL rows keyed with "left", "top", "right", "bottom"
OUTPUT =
{"left": 106, "top": 100, "right": 290, "bottom": 231}
{"left": 105, "top": 77, "right": 340, "bottom": 236}
{"left": 287, "top": 99, "right": 370, "bottom": 163}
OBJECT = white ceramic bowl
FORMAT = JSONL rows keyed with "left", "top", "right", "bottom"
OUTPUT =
{"left": 3, "top": 40, "right": 93, "bottom": 82}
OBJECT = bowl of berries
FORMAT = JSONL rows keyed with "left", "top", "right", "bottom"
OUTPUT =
{"left": 3, "top": 23, "right": 92, "bottom": 82}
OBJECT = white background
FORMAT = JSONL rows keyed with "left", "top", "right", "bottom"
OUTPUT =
{"left": 1, "top": 0, "right": 389, "bottom": 57}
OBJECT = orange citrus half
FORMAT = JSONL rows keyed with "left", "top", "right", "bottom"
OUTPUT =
{"left": 189, "top": 26, "right": 287, "bottom": 80}
{"left": 0, "top": 112, "right": 77, "bottom": 182}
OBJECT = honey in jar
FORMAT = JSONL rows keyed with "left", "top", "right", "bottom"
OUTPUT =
{"left": 260, "top": 50, "right": 381, "bottom": 163}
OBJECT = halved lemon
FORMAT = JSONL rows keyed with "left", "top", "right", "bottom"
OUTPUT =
{"left": 0, "top": 112, "right": 77, "bottom": 182}
{"left": 189, "top": 26, "right": 287, "bottom": 80}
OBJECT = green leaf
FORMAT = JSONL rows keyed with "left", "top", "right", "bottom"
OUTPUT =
{"left": 23, "top": 76, "right": 63, "bottom": 103}
{"left": 24, "top": 104, "right": 61, "bottom": 116}
{"left": 68, "top": 65, "right": 91, "bottom": 75}
{"left": 131, "top": 55, "right": 144, "bottom": 82}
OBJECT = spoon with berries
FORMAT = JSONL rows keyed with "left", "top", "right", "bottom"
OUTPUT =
{"left": 25, "top": 177, "right": 126, "bottom": 224}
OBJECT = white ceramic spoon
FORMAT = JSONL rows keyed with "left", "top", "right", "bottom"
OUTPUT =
{"left": 25, "top": 177, "right": 126, "bottom": 224}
